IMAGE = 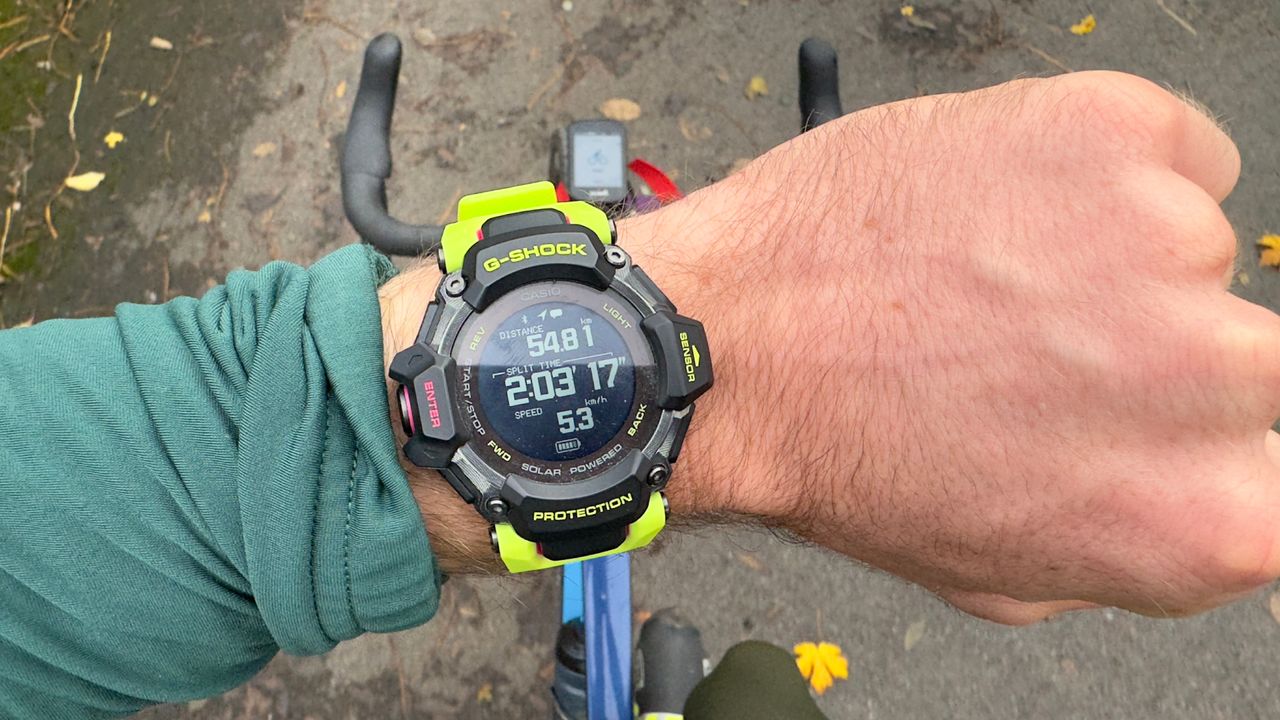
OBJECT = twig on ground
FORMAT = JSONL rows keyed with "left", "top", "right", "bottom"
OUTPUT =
{"left": 1154, "top": 0, "right": 1197, "bottom": 36}
{"left": 44, "top": 202, "right": 57, "bottom": 240}
{"left": 386, "top": 636, "right": 411, "bottom": 719}
{"left": 0, "top": 15, "right": 29, "bottom": 32}
{"left": 1022, "top": 43, "right": 1073, "bottom": 73}
{"left": 0, "top": 33, "right": 51, "bottom": 63}
{"left": 0, "top": 207, "right": 12, "bottom": 280}
{"left": 68, "top": 73, "right": 83, "bottom": 142}
{"left": 302, "top": 10, "right": 365, "bottom": 41}
{"left": 93, "top": 29, "right": 112, "bottom": 83}
{"left": 526, "top": 52, "right": 573, "bottom": 111}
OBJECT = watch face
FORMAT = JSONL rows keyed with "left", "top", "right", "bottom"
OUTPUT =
{"left": 453, "top": 281, "right": 657, "bottom": 482}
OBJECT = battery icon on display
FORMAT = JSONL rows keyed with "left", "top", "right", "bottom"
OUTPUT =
{"left": 555, "top": 438, "right": 581, "bottom": 454}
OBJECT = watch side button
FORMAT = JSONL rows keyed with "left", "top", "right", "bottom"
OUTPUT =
{"left": 641, "top": 312, "right": 714, "bottom": 409}
{"left": 439, "top": 465, "right": 479, "bottom": 504}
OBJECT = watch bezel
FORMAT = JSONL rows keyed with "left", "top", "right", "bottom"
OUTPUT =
{"left": 420, "top": 233, "right": 690, "bottom": 529}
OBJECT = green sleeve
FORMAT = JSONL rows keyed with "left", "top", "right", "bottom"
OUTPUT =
{"left": 0, "top": 244, "right": 440, "bottom": 718}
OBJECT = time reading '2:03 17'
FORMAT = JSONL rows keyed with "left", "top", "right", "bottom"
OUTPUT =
{"left": 389, "top": 182, "right": 713, "bottom": 573}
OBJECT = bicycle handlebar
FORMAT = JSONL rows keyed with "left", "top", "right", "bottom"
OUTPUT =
{"left": 341, "top": 33, "right": 444, "bottom": 256}
{"left": 798, "top": 38, "right": 844, "bottom": 132}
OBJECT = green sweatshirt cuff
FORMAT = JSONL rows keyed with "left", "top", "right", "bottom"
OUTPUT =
{"left": 228, "top": 244, "right": 440, "bottom": 654}
{"left": 0, "top": 243, "right": 439, "bottom": 717}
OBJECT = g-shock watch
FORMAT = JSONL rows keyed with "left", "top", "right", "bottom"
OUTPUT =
{"left": 389, "top": 181, "right": 712, "bottom": 573}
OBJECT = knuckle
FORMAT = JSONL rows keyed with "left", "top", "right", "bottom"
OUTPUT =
{"left": 1048, "top": 71, "right": 1180, "bottom": 149}
{"left": 1115, "top": 169, "right": 1236, "bottom": 278}
{"left": 1190, "top": 481, "right": 1280, "bottom": 592}
{"left": 1215, "top": 307, "right": 1280, "bottom": 407}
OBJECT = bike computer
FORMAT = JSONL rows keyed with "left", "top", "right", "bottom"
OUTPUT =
{"left": 564, "top": 120, "right": 629, "bottom": 205}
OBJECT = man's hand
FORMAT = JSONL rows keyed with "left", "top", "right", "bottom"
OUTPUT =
{"left": 626, "top": 71, "right": 1276, "bottom": 624}
{"left": 385, "top": 71, "right": 1280, "bottom": 624}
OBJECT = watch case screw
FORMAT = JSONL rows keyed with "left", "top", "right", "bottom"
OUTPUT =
{"left": 646, "top": 464, "right": 670, "bottom": 488}
{"left": 444, "top": 274, "right": 467, "bottom": 297}
{"left": 604, "top": 245, "right": 628, "bottom": 268}
{"left": 485, "top": 497, "right": 508, "bottom": 517}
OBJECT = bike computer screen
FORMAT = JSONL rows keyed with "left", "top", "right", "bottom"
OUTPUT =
{"left": 565, "top": 120, "right": 628, "bottom": 204}
{"left": 455, "top": 281, "right": 656, "bottom": 477}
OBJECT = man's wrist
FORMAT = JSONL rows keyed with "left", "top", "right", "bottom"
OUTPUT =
{"left": 376, "top": 175, "right": 805, "bottom": 572}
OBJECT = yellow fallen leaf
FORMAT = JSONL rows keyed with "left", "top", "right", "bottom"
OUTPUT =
{"left": 252, "top": 142, "right": 277, "bottom": 158}
{"left": 1258, "top": 234, "right": 1280, "bottom": 268}
{"left": 65, "top": 171, "right": 106, "bottom": 192}
{"left": 103, "top": 131, "right": 124, "bottom": 149}
{"left": 599, "top": 97, "right": 641, "bottom": 122}
{"left": 794, "top": 641, "right": 848, "bottom": 695}
{"left": 149, "top": 36, "right": 174, "bottom": 51}
{"left": 197, "top": 209, "right": 212, "bottom": 224}
{"left": 901, "top": 5, "right": 915, "bottom": 16}
{"left": 334, "top": 80, "right": 347, "bottom": 99}
{"left": 745, "top": 75, "right": 769, "bottom": 100}
{"left": 476, "top": 682, "right": 493, "bottom": 703}
{"left": 1070, "top": 14, "right": 1097, "bottom": 36}
{"left": 147, "top": 94, "right": 159, "bottom": 107}
{"left": 904, "top": 620, "right": 926, "bottom": 651}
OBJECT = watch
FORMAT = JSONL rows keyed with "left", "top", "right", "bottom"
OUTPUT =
{"left": 388, "top": 181, "right": 713, "bottom": 573}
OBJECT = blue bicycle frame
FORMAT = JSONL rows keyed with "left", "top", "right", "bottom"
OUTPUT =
{"left": 562, "top": 555, "right": 633, "bottom": 720}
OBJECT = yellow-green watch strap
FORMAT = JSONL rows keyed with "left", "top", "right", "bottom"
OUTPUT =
{"left": 494, "top": 493, "right": 668, "bottom": 574}
{"left": 438, "top": 181, "right": 613, "bottom": 272}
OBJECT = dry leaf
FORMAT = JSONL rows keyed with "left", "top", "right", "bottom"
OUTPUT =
{"left": 678, "top": 111, "right": 713, "bottom": 142}
{"left": 745, "top": 75, "right": 769, "bottom": 100}
{"left": 1237, "top": 272, "right": 1250, "bottom": 287}
{"left": 147, "top": 95, "right": 159, "bottom": 107}
{"left": 904, "top": 620, "right": 926, "bottom": 651}
{"left": 149, "top": 36, "right": 174, "bottom": 51}
{"left": 103, "top": 131, "right": 124, "bottom": 149}
{"left": 794, "top": 641, "right": 848, "bottom": 695}
{"left": 901, "top": 5, "right": 915, "bottom": 16}
{"left": 252, "top": 142, "right": 277, "bottom": 159}
{"left": 1269, "top": 590, "right": 1280, "bottom": 624}
{"left": 334, "top": 80, "right": 347, "bottom": 100}
{"left": 411, "top": 27, "right": 436, "bottom": 46}
{"left": 736, "top": 551, "right": 764, "bottom": 572}
{"left": 729, "top": 157, "right": 753, "bottom": 175}
{"left": 1070, "top": 14, "right": 1097, "bottom": 36}
{"left": 197, "top": 209, "right": 212, "bottom": 224}
{"left": 599, "top": 97, "right": 641, "bottom": 122}
{"left": 476, "top": 682, "right": 493, "bottom": 703}
{"left": 1257, "top": 234, "right": 1280, "bottom": 268}
{"left": 65, "top": 172, "right": 106, "bottom": 192}
{"left": 7, "top": 318, "right": 34, "bottom": 330}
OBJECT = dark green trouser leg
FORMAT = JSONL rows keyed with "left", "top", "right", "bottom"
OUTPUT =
{"left": 683, "top": 641, "right": 831, "bottom": 720}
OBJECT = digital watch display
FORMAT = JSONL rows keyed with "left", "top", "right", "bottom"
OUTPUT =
{"left": 389, "top": 182, "right": 712, "bottom": 572}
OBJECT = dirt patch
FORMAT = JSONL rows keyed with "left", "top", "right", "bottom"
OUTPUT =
{"left": 878, "top": 3, "right": 1008, "bottom": 67}
{"left": 0, "top": 0, "right": 293, "bottom": 324}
